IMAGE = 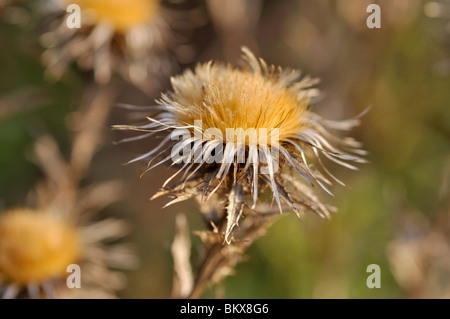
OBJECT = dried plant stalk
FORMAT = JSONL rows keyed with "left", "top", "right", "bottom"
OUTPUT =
{"left": 171, "top": 214, "right": 194, "bottom": 298}
{"left": 188, "top": 205, "right": 281, "bottom": 299}
{"left": 170, "top": 193, "right": 285, "bottom": 299}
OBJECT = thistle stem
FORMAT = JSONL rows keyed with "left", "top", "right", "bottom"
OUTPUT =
{"left": 186, "top": 205, "right": 281, "bottom": 299}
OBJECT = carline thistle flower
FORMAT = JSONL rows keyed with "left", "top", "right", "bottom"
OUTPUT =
{"left": 117, "top": 47, "right": 367, "bottom": 243}
{"left": 41, "top": 0, "right": 171, "bottom": 89}
{"left": 0, "top": 209, "right": 80, "bottom": 298}
{"left": 0, "top": 206, "right": 135, "bottom": 299}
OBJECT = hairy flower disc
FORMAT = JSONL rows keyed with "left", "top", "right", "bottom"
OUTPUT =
{"left": 168, "top": 62, "right": 310, "bottom": 144}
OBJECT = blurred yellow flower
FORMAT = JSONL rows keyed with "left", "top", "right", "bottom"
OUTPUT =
{"left": 0, "top": 206, "right": 135, "bottom": 299}
{"left": 72, "top": 0, "right": 159, "bottom": 33}
{"left": 41, "top": 0, "right": 172, "bottom": 90}
{"left": 0, "top": 209, "right": 80, "bottom": 286}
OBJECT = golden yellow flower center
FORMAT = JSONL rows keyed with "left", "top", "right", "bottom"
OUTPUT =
{"left": 172, "top": 65, "right": 308, "bottom": 145}
{"left": 73, "top": 0, "right": 159, "bottom": 33}
{"left": 0, "top": 209, "right": 81, "bottom": 285}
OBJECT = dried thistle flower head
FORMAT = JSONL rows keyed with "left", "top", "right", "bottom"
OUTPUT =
{"left": 40, "top": 0, "right": 172, "bottom": 89}
{"left": 0, "top": 206, "right": 135, "bottom": 299}
{"left": 117, "top": 47, "right": 367, "bottom": 242}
